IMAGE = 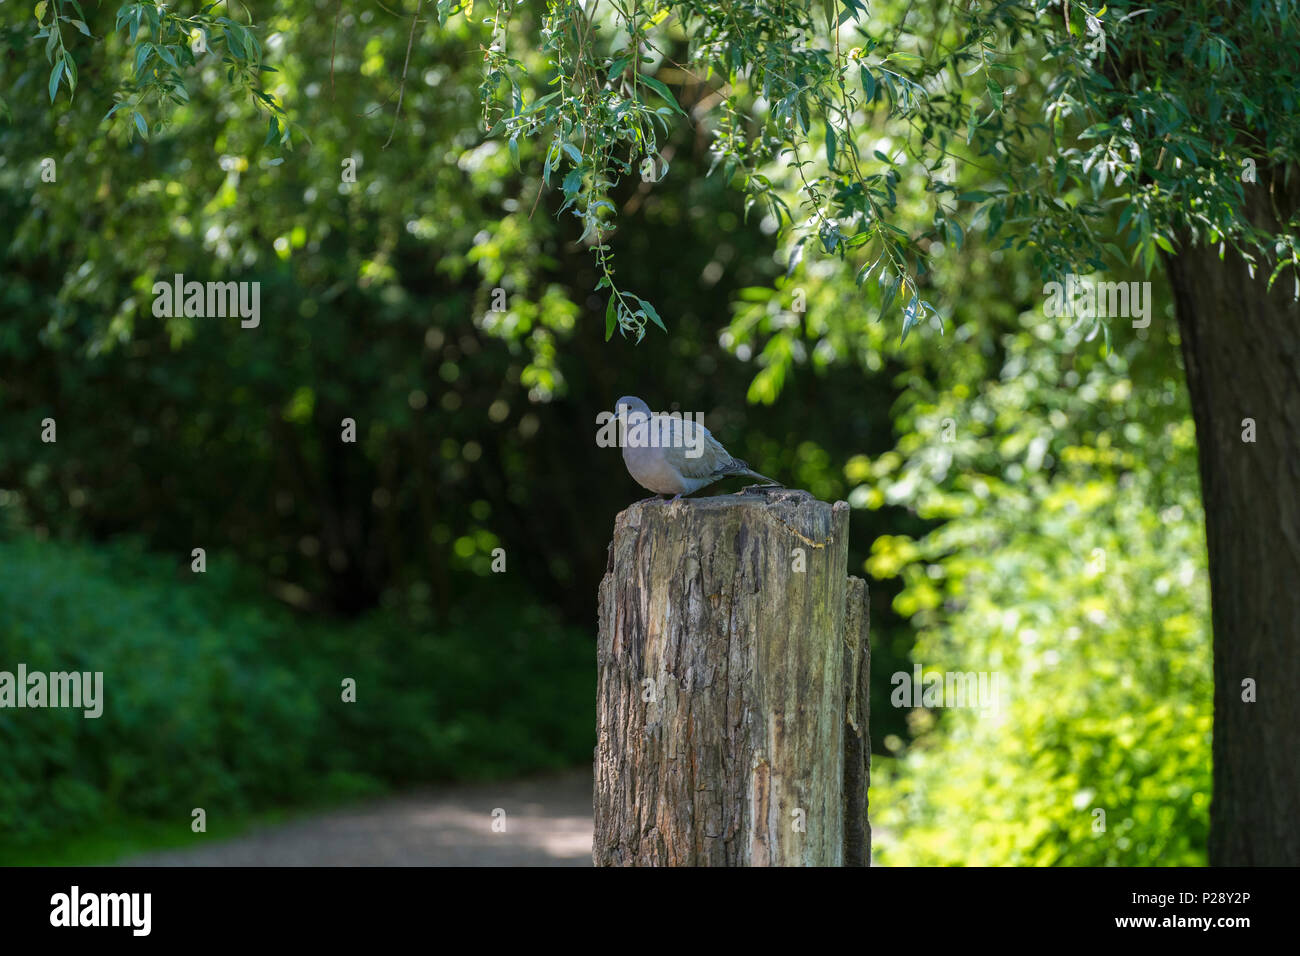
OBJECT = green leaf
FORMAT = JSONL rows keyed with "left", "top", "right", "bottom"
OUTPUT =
{"left": 223, "top": 25, "right": 245, "bottom": 59}
{"left": 787, "top": 238, "right": 807, "bottom": 278}
{"left": 900, "top": 312, "right": 917, "bottom": 343}
{"left": 607, "top": 55, "right": 630, "bottom": 81}
{"left": 48, "top": 59, "right": 63, "bottom": 102}
{"left": 131, "top": 110, "right": 148, "bottom": 139}
{"left": 604, "top": 295, "right": 617, "bottom": 341}
{"left": 860, "top": 67, "right": 876, "bottom": 103}
{"left": 900, "top": 295, "right": 922, "bottom": 342}
{"left": 637, "top": 296, "right": 666, "bottom": 333}
{"left": 638, "top": 75, "right": 686, "bottom": 115}
{"left": 986, "top": 77, "right": 1004, "bottom": 110}
{"left": 947, "top": 217, "right": 964, "bottom": 249}
{"left": 542, "top": 142, "right": 557, "bottom": 186}
{"left": 879, "top": 273, "right": 900, "bottom": 321}
{"left": 133, "top": 43, "right": 152, "bottom": 79}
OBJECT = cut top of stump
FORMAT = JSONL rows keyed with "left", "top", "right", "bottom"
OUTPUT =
{"left": 612, "top": 488, "right": 850, "bottom": 564}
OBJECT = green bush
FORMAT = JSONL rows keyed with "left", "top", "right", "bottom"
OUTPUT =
{"left": 860, "top": 313, "right": 1212, "bottom": 865}
{"left": 0, "top": 536, "right": 594, "bottom": 851}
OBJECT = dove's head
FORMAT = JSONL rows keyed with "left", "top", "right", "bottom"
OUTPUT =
{"left": 613, "top": 395, "right": 651, "bottom": 420}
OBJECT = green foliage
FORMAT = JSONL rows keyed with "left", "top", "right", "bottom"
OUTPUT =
{"left": 0, "top": 536, "right": 593, "bottom": 852}
{"left": 1, "top": 3, "right": 583, "bottom": 617}
{"left": 1, "top": 0, "right": 1226, "bottom": 866}
{"left": 861, "top": 313, "right": 1211, "bottom": 865}
{"left": 0, "top": 1, "right": 843, "bottom": 624}
{"left": 30, "top": 0, "right": 291, "bottom": 143}
{"left": 479, "top": 0, "right": 1300, "bottom": 335}
{"left": 23, "top": 2, "right": 1300, "bottom": 338}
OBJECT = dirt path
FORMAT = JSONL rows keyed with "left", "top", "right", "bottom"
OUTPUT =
{"left": 121, "top": 768, "right": 593, "bottom": 867}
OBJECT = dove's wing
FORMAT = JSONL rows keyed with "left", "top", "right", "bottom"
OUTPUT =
{"left": 658, "top": 414, "right": 735, "bottom": 480}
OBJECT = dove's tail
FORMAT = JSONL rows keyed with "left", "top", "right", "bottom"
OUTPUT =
{"left": 726, "top": 459, "right": 783, "bottom": 486}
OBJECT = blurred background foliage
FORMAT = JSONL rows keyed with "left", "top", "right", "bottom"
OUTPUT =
{"left": 863, "top": 313, "right": 1210, "bottom": 865}
{"left": 0, "top": 535, "right": 590, "bottom": 862}
{"left": 0, "top": 1, "right": 1208, "bottom": 864}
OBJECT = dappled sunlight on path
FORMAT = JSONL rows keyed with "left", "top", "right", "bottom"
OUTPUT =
{"left": 120, "top": 769, "right": 593, "bottom": 867}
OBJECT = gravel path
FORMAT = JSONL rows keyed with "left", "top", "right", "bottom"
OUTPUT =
{"left": 121, "top": 768, "right": 593, "bottom": 867}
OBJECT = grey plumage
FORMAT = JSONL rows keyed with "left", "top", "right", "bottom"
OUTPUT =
{"left": 613, "top": 395, "right": 781, "bottom": 498}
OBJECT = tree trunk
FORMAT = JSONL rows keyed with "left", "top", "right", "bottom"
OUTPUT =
{"left": 842, "top": 575, "right": 872, "bottom": 866}
{"left": 593, "top": 489, "right": 869, "bottom": 866}
{"left": 1164, "top": 168, "right": 1300, "bottom": 865}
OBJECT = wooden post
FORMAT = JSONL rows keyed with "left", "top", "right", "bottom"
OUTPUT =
{"left": 594, "top": 488, "right": 870, "bottom": 866}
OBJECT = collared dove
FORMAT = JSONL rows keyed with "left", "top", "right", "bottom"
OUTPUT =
{"left": 613, "top": 395, "right": 781, "bottom": 500}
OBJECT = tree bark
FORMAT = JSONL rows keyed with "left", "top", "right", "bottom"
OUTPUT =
{"left": 1164, "top": 168, "right": 1300, "bottom": 865}
{"left": 842, "top": 575, "right": 872, "bottom": 867}
{"left": 594, "top": 489, "right": 869, "bottom": 866}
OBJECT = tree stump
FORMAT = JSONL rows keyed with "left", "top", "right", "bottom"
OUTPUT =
{"left": 594, "top": 488, "right": 870, "bottom": 866}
